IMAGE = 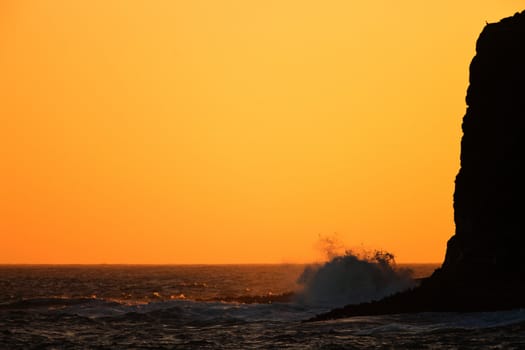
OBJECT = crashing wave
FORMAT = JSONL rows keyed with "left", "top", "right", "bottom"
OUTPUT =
{"left": 295, "top": 250, "right": 415, "bottom": 307}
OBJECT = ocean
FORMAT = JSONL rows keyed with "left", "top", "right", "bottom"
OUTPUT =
{"left": 1, "top": 264, "right": 524, "bottom": 349}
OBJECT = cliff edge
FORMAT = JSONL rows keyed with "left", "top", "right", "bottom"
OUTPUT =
{"left": 310, "top": 11, "right": 525, "bottom": 321}
{"left": 441, "top": 11, "right": 525, "bottom": 282}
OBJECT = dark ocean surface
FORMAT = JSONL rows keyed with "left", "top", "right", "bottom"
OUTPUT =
{"left": 1, "top": 264, "right": 524, "bottom": 349}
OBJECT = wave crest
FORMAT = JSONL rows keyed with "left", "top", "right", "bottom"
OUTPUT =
{"left": 296, "top": 250, "right": 415, "bottom": 307}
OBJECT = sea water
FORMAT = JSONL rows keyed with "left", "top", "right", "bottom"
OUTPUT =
{"left": 1, "top": 264, "right": 524, "bottom": 349}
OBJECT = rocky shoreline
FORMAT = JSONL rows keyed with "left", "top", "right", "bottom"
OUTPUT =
{"left": 308, "top": 276, "right": 525, "bottom": 321}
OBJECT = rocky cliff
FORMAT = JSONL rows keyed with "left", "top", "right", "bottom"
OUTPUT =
{"left": 310, "top": 11, "right": 525, "bottom": 321}
{"left": 442, "top": 11, "right": 525, "bottom": 281}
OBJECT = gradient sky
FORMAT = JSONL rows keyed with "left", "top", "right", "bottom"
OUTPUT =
{"left": 1, "top": 1, "right": 523, "bottom": 264}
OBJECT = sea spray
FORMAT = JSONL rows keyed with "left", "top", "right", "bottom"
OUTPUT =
{"left": 296, "top": 250, "right": 415, "bottom": 307}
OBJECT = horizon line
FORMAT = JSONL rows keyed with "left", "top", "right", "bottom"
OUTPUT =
{"left": 0, "top": 261, "right": 443, "bottom": 266}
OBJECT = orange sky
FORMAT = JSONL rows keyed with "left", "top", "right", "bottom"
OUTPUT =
{"left": 1, "top": 1, "right": 523, "bottom": 264}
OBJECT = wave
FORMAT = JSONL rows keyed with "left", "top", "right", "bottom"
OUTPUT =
{"left": 295, "top": 250, "right": 415, "bottom": 307}
{"left": 0, "top": 297, "right": 120, "bottom": 310}
{"left": 197, "top": 291, "right": 295, "bottom": 304}
{"left": 2, "top": 296, "right": 525, "bottom": 333}
{"left": 0, "top": 294, "right": 317, "bottom": 322}
{"left": 351, "top": 309, "right": 525, "bottom": 335}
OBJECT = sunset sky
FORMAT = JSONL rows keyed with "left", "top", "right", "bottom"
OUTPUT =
{"left": 1, "top": 1, "right": 523, "bottom": 264}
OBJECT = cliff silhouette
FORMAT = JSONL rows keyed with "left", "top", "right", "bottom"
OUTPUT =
{"left": 310, "top": 11, "right": 525, "bottom": 321}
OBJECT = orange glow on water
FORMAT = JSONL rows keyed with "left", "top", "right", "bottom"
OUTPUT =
{"left": 1, "top": 1, "right": 523, "bottom": 264}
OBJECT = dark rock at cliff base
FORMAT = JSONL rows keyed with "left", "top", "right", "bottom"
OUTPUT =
{"left": 310, "top": 11, "right": 525, "bottom": 321}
